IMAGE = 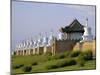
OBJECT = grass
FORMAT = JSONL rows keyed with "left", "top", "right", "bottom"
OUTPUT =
{"left": 11, "top": 51, "right": 96, "bottom": 74}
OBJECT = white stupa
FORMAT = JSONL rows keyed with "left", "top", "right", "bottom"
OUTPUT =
{"left": 82, "top": 18, "right": 93, "bottom": 42}
{"left": 58, "top": 32, "right": 66, "bottom": 40}
{"left": 43, "top": 37, "right": 48, "bottom": 46}
{"left": 48, "top": 30, "right": 55, "bottom": 46}
{"left": 43, "top": 32, "right": 49, "bottom": 46}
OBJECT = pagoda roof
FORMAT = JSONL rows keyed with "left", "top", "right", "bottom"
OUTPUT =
{"left": 60, "top": 19, "right": 84, "bottom": 33}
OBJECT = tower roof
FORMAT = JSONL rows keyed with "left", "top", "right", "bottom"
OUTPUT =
{"left": 60, "top": 19, "right": 84, "bottom": 33}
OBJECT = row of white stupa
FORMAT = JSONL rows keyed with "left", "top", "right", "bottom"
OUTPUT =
{"left": 15, "top": 19, "right": 93, "bottom": 50}
{"left": 15, "top": 33, "right": 55, "bottom": 50}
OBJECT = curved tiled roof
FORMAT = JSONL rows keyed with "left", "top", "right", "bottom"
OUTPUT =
{"left": 60, "top": 19, "right": 84, "bottom": 33}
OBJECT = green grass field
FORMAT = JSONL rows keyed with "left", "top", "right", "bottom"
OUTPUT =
{"left": 11, "top": 51, "right": 96, "bottom": 74}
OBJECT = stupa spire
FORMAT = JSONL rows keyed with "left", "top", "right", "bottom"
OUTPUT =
{"left": 86, "top": 18, "right": 88, "bottom": 27}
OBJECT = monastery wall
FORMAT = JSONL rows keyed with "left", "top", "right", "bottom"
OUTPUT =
{"left": 73, "top": 40, "right": 96, "bottom": 55}
{"left": 55, "top": 40, "right": 78, "bottom": 53}
{"left": 14, "top": 39, "right": 79, "bottom": 56}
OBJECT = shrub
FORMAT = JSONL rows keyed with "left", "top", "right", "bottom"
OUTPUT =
{"left": 82, "top": 50, "right": 93, "bottom": 61}
{"left": 50, "top": 51, "right": 71, "bottom": 60}
{"left": 56, "top": 53, "right": 65, "bottom": 59}
{"left": 46, "top": 58, "right": 77, "bottom": 70}
{"left": 56, "top": 59, "right": 76, "bottom": 67}
{"left": 52, "top": 53, "right": 65, "bottom": 60}
{"left": 47, "top": 57, "right": 52, "bottom": 61}
{"left": 22, "top": 66, "right": 32, "bottom": 72}
{"left": 67, "top": 59, "right": 77, "bottom": 65}
{"left": 31, "top": 62, "right": 38, "bottom": 66}
{"left": 64, "top": 51, "right": 71, "bottom": 57}
{"left": 13, "top": 64, "right": 24, "bottom": 69}
{"left": 59, "top": 54, "right": 65, "bottom": 59}
{"left": 78, "top": 60, "right": 85, "bottom": 67}
{"left": 57, "top": 60, "right": 68, "bottom": 67}
{"left": 70, "top": 51, "right": 81, "bottom": 57}
{"left": 46, "top": 64, "right": 58, "bottom": 69}
{"left": 77, "top": 55, "right": 85, "bottom": 67}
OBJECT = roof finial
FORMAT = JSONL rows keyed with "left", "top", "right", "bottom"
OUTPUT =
{"left": 86, "top": 18, "right": 88, "bottom": 27}
{"left": 44, "top": 32, "right": 48, "bottom": 38}
{"left": 50, "top": 29, "right": 53, "bottom": 34}
{"left": 39, "top": 33, "right": 42, "bottom": 39}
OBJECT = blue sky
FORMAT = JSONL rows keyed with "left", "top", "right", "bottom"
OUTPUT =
{"left": 12, "top": 1, "right": 96, "bottom": 51}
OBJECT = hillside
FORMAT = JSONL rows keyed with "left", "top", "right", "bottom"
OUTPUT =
{"left": 12, "top": 50, "right": 96, "bottom": 74}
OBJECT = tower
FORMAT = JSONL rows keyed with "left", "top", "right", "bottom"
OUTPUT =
{"left": 82, "top": 18, "right": 93, "bottom": 42}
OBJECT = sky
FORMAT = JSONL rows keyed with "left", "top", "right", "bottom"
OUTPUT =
{"left": 12, "top": 1, "right": 96, "bottom": 51}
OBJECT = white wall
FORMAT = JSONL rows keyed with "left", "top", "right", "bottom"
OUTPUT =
{"left": 69, "top": 33, "right": 83, "bottom": 40}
